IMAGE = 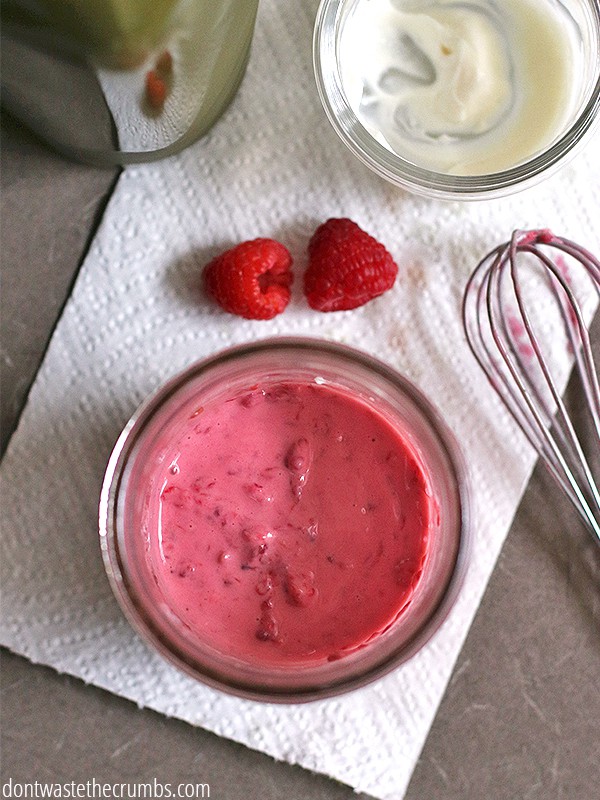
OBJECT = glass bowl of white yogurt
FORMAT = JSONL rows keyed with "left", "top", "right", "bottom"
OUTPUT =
{"left": 313, "top": 0, "right": 600, "bottom": 200}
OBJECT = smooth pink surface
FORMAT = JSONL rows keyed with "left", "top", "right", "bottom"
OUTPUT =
{"left": 147, "top": 381, "right": 431, "bottom": 666}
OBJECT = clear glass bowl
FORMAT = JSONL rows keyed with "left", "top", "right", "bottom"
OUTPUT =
{"left": 99, "top": 338, "right": 471, "bottom": 702}
{"left": 313, "top": 0, "right": 600, "bottom": 200}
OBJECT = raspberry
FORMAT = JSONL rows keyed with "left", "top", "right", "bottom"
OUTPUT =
{"left": 145, "top": 69, "right": 167, "bottom": 111}
{"left": 203, "top": 239, "right": 293, "bottom": 320}
{"left": 284, "top": 569, "right": 317, "bottom": 607}
{"left": 284, "top": 437, "right": 312, "bottom": 500}
{"left": 304, "top": 218, "right": 398, "bottom": 311}
{"left": 256, "top": 607, "right": 279, "bottom": 641}
{"left": 155, "top": 49, "right": 173, "bottom": 77}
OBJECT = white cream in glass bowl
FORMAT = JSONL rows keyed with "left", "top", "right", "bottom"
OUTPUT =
{"left": 313, "top": 0, "right": 600, "bottom": 199}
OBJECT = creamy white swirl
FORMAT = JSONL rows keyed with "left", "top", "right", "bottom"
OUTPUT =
{"left": 339, "top": 0, "right": 581, "bottom": 175}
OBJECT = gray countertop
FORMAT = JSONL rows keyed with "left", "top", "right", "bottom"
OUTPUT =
{"left": 1, "top": 113, "right": 599, "bottom": 800}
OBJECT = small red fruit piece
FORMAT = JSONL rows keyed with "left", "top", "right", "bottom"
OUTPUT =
{"left": 155, "top": 49, "right": 173, "bottom": 77}
{"left": 285, "top": 569, "right": 317, "bottom": 607}
{"left": 145, "top": 69, "right": 167, "bottom": 110}
{"left": 203, "top": 238, "right": 293, "bottom": 320}
{"left": 304, "top": 218, "right": 398, "bottom": 311}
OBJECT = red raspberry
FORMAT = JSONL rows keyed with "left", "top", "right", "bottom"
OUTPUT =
{"left": 155, "top": 49, "right": 173, "bottom": 77}
{"left": 284, "top": 569, "right": 317, "bottom": 607}
{"left": 145, "top": 69, "right": 167, "bottom": 111}
{"left": 304, "top": 218, "right": 398, "bottom": 311}
{"left": 203, "top": 238, "right": 293, "bottom": 320}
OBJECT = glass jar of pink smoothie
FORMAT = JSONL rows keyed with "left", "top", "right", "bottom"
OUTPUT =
{"left": 100, "top": 338, "right": 471, "bottom": 701}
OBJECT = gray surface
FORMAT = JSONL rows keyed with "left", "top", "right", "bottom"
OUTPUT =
{"left": 0, "top": 112, "right": 118, "bottom": 452}
{"left": 1, "top": 29, "right": 118, "bottom": 162}
{"left": 1, "top": 116, "right": 599, "bottom": 800}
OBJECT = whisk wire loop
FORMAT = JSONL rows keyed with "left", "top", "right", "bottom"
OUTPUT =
{"left": 463, "top": 230, "right": 600, "bottom": 544}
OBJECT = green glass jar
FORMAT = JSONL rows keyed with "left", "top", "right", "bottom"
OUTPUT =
{"left": 1, "top": 0, "right": 259, "bottom": 164}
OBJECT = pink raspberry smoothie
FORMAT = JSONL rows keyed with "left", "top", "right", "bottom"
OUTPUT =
{"left": 145, "top": 379, "right": 432, "bottom": 667}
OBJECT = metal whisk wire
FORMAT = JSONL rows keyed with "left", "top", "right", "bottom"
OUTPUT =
{"left": 462, "top": 229, "right": 600, "bottom": 544}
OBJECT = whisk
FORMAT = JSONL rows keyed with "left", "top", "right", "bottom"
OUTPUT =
{"left": 462, "top": 229, "right": 600, "bottom": 544}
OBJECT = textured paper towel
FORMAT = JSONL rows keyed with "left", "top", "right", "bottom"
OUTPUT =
{"left": 1, "top": 2, "right": 599, "bottom": 798}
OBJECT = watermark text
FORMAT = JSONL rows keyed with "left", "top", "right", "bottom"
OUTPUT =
{"left": 2, "top": 778, "right": 210, "bottom": 799}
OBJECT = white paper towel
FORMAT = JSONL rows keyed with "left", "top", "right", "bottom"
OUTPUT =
{"left": 1, "top": 2, "right": 599, "bottom": 798}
